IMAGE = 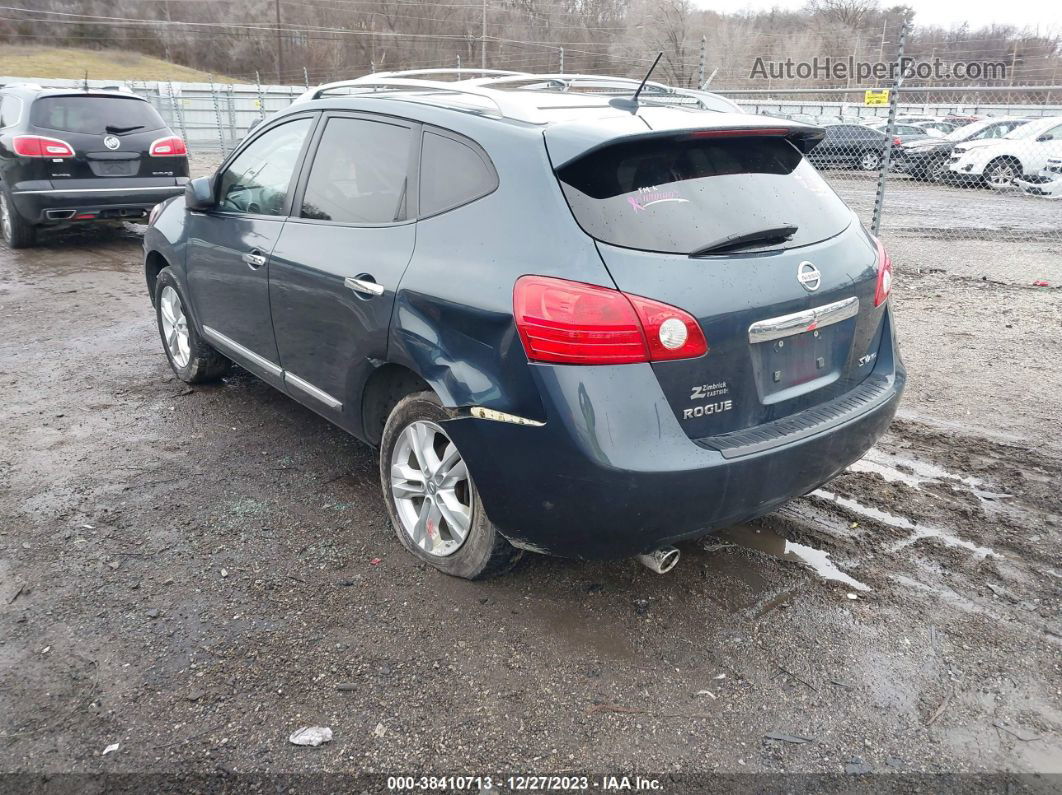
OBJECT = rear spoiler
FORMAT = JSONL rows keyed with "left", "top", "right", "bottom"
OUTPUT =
{"left": 546, "top": 117, "right": 826, "bottom": 169}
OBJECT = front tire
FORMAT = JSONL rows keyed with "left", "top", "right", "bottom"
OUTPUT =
{"left": 0, "top": 184, "right": 36, "bottom": 249}
{"left": 984, "top": 158, "right": 1021, "bottom": 190}
{"left": 380, "top": 391, "right": 521, "bottom": 579}
{"left": 154, "top": 268, "right": 230, "bottom": 383}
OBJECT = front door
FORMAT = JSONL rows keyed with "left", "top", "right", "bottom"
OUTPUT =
{"left": 269, "top": 113, "right": 418, "bottom": 434}
{"left": 186, "top": 115, "right": 315, "bottom": 381}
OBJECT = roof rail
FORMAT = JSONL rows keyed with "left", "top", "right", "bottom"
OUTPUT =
{"left": 464, "top": 73, "right": 671, "bottom": 94}
{"left": 296, "top": 76, "right": 544, "bottom": 123}
{"left": 467, "top": 73, "right": 737, "bottom": 112}
{"left": 373, "top": 68, "right": 531, "bottom": 81}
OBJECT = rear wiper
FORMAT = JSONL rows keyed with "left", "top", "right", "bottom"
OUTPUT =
{"left": 690, "top": 225, "right": 799, "bottom": 257}
{"left": 105, "top": 124, "right": 144, "bottom": 133}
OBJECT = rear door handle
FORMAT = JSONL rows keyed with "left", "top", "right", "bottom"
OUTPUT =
{"left": 243, "top": 250, "right": 267, "bottom": 269}
{"left": 344, "top": 276, "right": 384, "bottom": 297}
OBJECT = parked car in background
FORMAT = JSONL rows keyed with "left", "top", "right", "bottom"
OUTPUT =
{"left": 864, "top": 119, "right": 934, "bottom": 144}
{"left": 912, "top": 120, "right": 957, "bottom": 137}
{"left": 807, "top": 123, "right": 898, "bottom": 171}
{"left": 143, "top": 71, "right": 903, "bottom": 578}
{"left": 947, "top": 116, "right": 1062, "bottom": 189}
{"left": 0, "top": 84, "right": 189, "bottom": 248}
{"left": 895, "top": 117, "right": 1031, "bottom": 181}
{"left": 1016, "top": 158, "right": 1062, "bottom": 198}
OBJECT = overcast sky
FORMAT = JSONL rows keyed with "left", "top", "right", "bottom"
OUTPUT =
{"left": 692, "top": 0, "right": 1060, "bottom": 32}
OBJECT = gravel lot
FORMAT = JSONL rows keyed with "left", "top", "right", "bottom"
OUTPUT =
{"left": 0, "top": 166, "right": 1060, "bottom": 787}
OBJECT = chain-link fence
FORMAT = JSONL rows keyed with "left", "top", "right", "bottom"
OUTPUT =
{"left": 714, "top": 85, "right": 1062, "bottom": 287}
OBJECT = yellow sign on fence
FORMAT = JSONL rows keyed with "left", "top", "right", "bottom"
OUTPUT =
{"left": 864, "top": 89, "right": 890, "bottom": 106}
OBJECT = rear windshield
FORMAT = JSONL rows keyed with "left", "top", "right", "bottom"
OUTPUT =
{"left": 30, "top": 96, "right": 166, "bottom": 135}
{"left": 557, "top": 136, "right": 852, "bottom": 254}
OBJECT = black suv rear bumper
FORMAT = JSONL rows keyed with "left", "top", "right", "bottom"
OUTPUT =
{"left": 10, "top": 178, "right": 188, "bottom": 224}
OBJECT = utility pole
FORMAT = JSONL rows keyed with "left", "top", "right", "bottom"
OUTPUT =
{"left": 481, "top": 0, "right": 487, "bottom": 72}
{"left": 274, "top": 0, "right": 284, "bottom": 85}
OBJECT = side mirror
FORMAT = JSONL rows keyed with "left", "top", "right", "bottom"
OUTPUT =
{"left": 1037, "top": 134, "right": 1053, "bottom": 142}
{"left": 185, "top": 176, "right": 215, "bottom": 210}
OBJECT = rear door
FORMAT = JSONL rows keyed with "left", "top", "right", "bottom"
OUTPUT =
{"left": 186, "top": 115, "right": 315, "bottom": 383}
{"left": 550, "top": 128, "right": 887, "bottom": 442}
{"left": 268, "top": 113, "right": 418, "bottom": 428}
{"left": 27, "top": 94, "right": 188, "bottom": 183}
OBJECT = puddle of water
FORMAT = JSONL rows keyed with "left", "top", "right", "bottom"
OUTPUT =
{"left": 718, "top": 524, "right": 871, "bottom": 592}
{"left": 813, "top": 490, "right": 996, "bottom": 559}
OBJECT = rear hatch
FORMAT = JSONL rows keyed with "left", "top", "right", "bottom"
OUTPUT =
{"left": 28, "top": 93, "right": 188, "bottom": 182}
{"left": 547, "top": 114, "right": 888, "bottom": 441}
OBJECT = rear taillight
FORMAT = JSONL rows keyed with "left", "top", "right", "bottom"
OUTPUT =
{"left": 513, "top": 275, "right": 707, "bottom": 365}
{"left": 12, "top": 135, "right": 74, "bottom": 158}
{"left": 149, "top": 136, "right": 187, "bottom": 157}
{"left": 892, "top": 136, "right": 902, "bottom": 146}
{"left": 873, "top": 237, "right": 893, "bottom": 307}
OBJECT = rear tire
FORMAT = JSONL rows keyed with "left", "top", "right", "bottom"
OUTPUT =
{"left": 0, "top": 184, "right": 37, "bottom": 249}
{"left": 154, "top": 268, "right": 230, "bottom": 384}
{"left": 857, "top": 150, "right": 881, "bottom": 171}
{"left": 380, "top": 391, "right": 522, "bottom": 580}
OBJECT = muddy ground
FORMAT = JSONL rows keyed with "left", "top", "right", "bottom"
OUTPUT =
{"left": 0, "top": 168, "right": 1060, "bottom": 788}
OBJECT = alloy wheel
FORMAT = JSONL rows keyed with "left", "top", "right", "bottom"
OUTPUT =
{"left": 390, "top": 420, "right": 472, "bottom": 557}
{"left": 986, "top": 162, "right": 1017, "bottom": 189}
{"left": 859, "top": 152, "right": 879, "bottom": 171}
{"left": 159, "top": 285, "right": 191, "bottom": 368}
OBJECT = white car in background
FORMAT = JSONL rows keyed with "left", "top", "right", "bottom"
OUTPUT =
{"left": 1016, "top": 158, "right": 1062, "bottom": 198}
{"left": 947, "top": 116, "right": 1062, "bottom": 189}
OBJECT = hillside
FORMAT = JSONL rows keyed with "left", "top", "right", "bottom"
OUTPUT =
{"left": 0, "top": 45, "right": 236, "bottom": 83}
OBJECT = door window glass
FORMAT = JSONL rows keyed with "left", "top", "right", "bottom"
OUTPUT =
{"left": 217, "top": 117, "right": 312, "bottom": 216}
{"left": 301, "top": 117, "right": 411, "bottom": 224}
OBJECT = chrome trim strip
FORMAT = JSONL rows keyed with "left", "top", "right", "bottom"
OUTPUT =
{"left": 748, "top": 296, "right": 859, "bottom": 344}
{"left": 14, "top": 186, "right": 182, "bottom": 195}
{"left": 201, "top": 326, "right": 282, "bottom": 377}
{"left": 469, "top": 406, "right": 545, "bottom": 427}
{"left": 284, "top": 371, "right": 343, "bottom": 410}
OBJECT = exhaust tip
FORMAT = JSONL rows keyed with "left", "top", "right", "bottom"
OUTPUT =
{"left": 636, "top": 545, "right": 680, "bottom": 574}
{"left": 45, "top": 209, "right": 76, "bottom": 220}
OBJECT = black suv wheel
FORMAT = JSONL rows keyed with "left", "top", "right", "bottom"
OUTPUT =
{"left": 0, "top": 185, "right": 36, "bottom": 248}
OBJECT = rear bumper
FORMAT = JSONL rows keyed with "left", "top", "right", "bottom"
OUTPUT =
{"left": 445, "top": 308, "right": 904, "bottom": 560}
{"left": 9, "top": 179, "right": 187, "bottom": 223}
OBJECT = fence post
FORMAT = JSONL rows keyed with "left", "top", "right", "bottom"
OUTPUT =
{"left": 871, "top": 16, "right": 909, "bottom": 237}
{"left": 209, "top": 75, "right": 225, "bottom": 155}
{"left": 169, "top": 80, "right": 188, "bottom": 144}
{"left": 255, "top": 70, "right": 267, "bottom": 123}
{"left": 457, "top": 55, "right": 461, "bottom": 71}
{"left": 303, "top": 66, "right": 310, "bottom": 90}
{"left": 226, "top": 84, "right": 238, "bottom": 147}
{"left": 698, "top": 36, "right": 705, "bottom": 87}
{"left": 559, "top": 47, "right": 564, "bottom": 73}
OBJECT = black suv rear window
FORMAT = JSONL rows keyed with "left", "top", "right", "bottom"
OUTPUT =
{"left": 557, "top": 136, "right": 852, "bottom": 254}
{"left": 30, "top": 96, "right": 166, "bottom": 135}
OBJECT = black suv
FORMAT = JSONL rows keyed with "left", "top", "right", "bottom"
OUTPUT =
{"left": 0, "top": 84, "right": 189, "bottom": 247}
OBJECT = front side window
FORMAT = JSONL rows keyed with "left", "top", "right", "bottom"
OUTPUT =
{"left": 217, "top": 117, "right": 312, "bottom": 216}
{"left": 301, "top": 117, "right": 411, "bottom": 224}
{"left": 419, "top": 130, "right": 497, "bottom": 217}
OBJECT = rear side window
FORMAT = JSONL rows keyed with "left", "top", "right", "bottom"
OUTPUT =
{"left": 557, "top": 136, "right": 852, "bottom": 255}
{"left": 419, "top": 131, "right": 497, "bottom": 217}
{"left": 30, "top": 96, "right": 165, "bottom": 135}
{"left": 301, "top": 117, "right": 411, "bottom": 224}
{"left": 0, "top": 95, "right": 20, "bottom": 127}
